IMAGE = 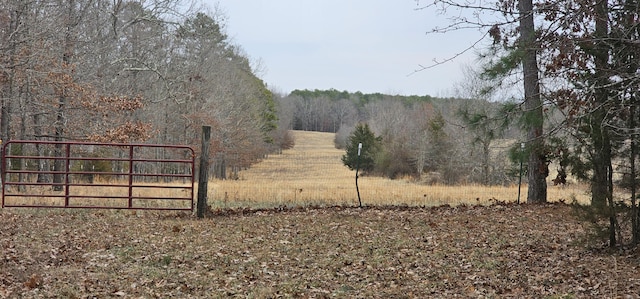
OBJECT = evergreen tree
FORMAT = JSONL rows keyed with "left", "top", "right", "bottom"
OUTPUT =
{"left": 342, "top": 123, "right": 381, "bottom": 174}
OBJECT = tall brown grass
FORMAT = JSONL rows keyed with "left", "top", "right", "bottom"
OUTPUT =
{"left": 3, "top": 130, "right": 590, "bottom": 210}
{"left": 3, "top": 180, "right": 192, "bottom": 210}
{"left": 208, "top": 130, "right": 590, "bottom": 208}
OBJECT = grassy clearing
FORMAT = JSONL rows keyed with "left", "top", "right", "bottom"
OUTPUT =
{"left": 209, "top": 130, "right": 590, "bottom": 208}
{"left": 3, "top": 130, "right": 589, "bottom": 209}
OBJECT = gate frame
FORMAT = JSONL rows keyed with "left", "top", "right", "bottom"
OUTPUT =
{"left": 1, "top": 140, "right": 195, "bottom": 211}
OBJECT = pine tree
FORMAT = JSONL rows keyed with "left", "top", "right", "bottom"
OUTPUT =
{"left": 341, "top": 123, "right": 381, "bottom": 174}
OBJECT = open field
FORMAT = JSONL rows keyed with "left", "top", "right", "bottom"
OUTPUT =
{"left": 1, "top": 130, "right": 590, "bottom": 210}
{"left": 209, "top": 130, "right": 590, "bottom": 208}
{"left": 2, "top": 204, "right": 640, "bottom": 298}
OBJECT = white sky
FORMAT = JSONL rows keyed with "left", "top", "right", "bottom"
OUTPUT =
{"left": 204, "top": 0, "right": 488, "bottom": 96}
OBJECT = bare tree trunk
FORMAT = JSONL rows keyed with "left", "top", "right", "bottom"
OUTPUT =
{"left": 519, "top": 0, "right": 547, "bottom": 203}
{"left": 482, "top": 141, "right": 490, "bottom": 185}
{"left": 592, "top": 0, "right": 615, "bottom": 246}
{"left": 17, "top": 99, "right": 26, "bottom": 191}
{"left": 0, "top": 4, "right": 21, "bottom": 191}
{"left": 53, "top": 0, "right": 76, "bottom": 191}
{"left": 1, "top": 4, "right": 19, "bottom": 146}
{"left": 213, "top": 154, "right": 226, "bottom": 179}
{"left": 630, "top": 103, "right": 638, "bottom": 245}
{"left": 1, "top": 67, "right": 12, "bottom": 191}
{"left": 1, "top": 80, "right": 11, "bottom": 146}
{"left": 33, "top": 113, "right": 48, "bottom": 183}
{"left": 52, "top": 97, "right": 66, "bottom": 190}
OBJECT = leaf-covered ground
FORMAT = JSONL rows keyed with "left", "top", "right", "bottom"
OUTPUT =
{"left": 2, "top": 203, "right": 640, "bottom": 298}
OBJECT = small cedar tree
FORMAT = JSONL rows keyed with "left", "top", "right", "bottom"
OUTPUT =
{"left": 341, "top": 123, "right": 382, "bottom": 174}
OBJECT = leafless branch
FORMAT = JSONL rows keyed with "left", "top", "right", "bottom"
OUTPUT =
{"left": 407, "top": 31, "right": 488, "bottom": 76}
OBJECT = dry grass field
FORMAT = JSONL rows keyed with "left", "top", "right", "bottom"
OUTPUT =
{"left": 2, "top": 183, "right": 193, "bottom": 210}
{"left": 209, "top": 130, "right": 590, "bottom": 208}
{"left": 2, "top": 130, "right": 589, "bottom": 210}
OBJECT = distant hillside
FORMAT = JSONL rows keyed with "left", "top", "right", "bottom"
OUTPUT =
{"left": 280, "top": 88, "right": 493, "bottom": 133}
{"left": 275, "top": 89, "right": 522, "bottom": 185}
{"left": 289, "top": 88, "right": 436, "bottom": 107}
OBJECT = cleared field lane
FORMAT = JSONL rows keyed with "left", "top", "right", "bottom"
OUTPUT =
{"left": 208, "top": 130, "right": 589, "bottom": 208}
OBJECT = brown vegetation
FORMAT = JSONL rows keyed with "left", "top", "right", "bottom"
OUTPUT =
{"left": 1, "top": 204, "right": 640, "bottom": 297}
{"left": 210, "top": 131, "right": 590, "bottom": 208}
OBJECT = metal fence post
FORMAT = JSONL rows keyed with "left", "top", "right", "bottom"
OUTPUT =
{"left": 517, "top": 142, "right": 525, "bottom": 204}
{"left": 356, "top": 143, "right": 362, "bottom": 207}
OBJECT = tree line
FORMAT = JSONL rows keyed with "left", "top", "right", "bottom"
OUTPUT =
{"left": 276, "top": 88, "right": 522, "bottom": 185}
{"left": 0, "top": 0, "right": 286, "bottom": 182}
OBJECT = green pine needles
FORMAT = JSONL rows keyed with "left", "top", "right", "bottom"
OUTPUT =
{"left": 341, "top": 123, "right": 382, "bottom": 174}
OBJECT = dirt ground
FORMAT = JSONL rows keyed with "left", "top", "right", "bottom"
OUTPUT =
{"left": 1, "top": 203, "right": 640, "bottom": 298}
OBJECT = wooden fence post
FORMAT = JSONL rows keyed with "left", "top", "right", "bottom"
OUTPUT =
{"left": 197, "top": 126, "right": 211, "bottom": 218}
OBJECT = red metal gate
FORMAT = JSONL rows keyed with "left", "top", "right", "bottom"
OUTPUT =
{"left": 1, "top": 140, "right": 195, "bottom": 211}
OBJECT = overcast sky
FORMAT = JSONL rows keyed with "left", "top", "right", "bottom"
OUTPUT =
{"left": 204, "top": 0, "right": 487, "bottom": 96}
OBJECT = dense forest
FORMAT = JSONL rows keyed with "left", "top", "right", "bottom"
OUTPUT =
{"left": 0, "top": 0, "right": 286, "bottom": 180}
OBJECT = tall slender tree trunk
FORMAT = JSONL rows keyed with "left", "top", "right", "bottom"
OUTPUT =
{"left": 1, "top": 74, "right": 12, "bottom": 147}
{"left": 591, "top": 0, "right": 615, "bottom": 246}
{"left": 53, "top": 0, "right": 76, "bottom": 191}
{"left": 519, "top": 0, "right": 547, "bottom": 203}
{"left": 1, "top": 5, "right": 21, "bottom": 190}
{"left": 2, "top": 4, "right": 21, "bottom": 145}
{"left": 52, "top": 90, "right": 67, "bottom": 190}
{"left": 482, "top": 141, "right": 490, "bottom": 185}
{"left": 33, "top": 113, "right": 48, "bottom": 183}
{"left": 629, "top": 102, "right": 637, "bottom": 245}
{"left": 213, "top": 154, "right": 226, "bottom": 179}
